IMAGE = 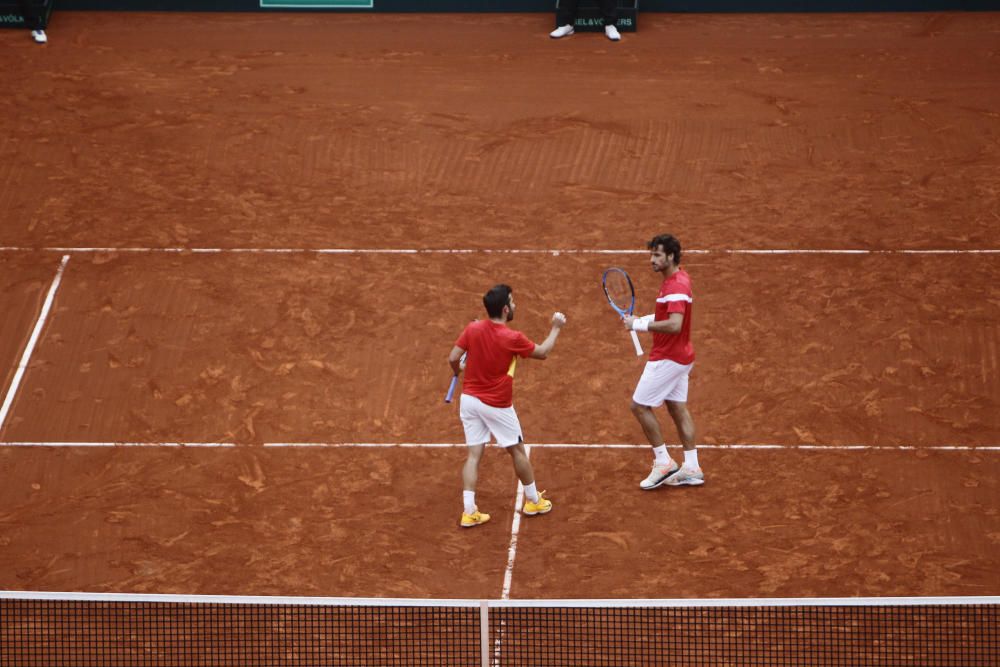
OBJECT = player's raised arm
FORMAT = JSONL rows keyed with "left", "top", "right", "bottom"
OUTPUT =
{"left": 530, "top": 312, "right": 567, "bottom": 360}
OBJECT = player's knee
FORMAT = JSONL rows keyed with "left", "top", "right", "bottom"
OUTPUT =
{"left": 504, "top": 442, "right": 525, "bottom": 457}
{"left": 630, "top": 401, "right": 649, "bottom": 417}
{"left": 666, "top": 401, "right": 688, "bottom": 419}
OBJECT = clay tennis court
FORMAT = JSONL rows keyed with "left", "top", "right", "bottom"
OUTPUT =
{"left": 1, "top": 7, "right": 998, "bottom": 615}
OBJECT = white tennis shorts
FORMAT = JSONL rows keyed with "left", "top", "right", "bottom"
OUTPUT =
{"left": 632, "top": 359, "right": 694, "bottom": 407}
{"left": 459, "top": 394, "right": 524, "bottom": 447}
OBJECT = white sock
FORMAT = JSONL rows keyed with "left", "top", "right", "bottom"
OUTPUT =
{"left": 652, "top": 444, "right": 670, "bottom": 465}
{"left": 684, "top": 449, "right": 699, "bottom": 468}
{"left": 463, "top": 490, "right": 476, "bottom": 515}
{"left": 523, "top": 482, "right": 539, "bottom": 503}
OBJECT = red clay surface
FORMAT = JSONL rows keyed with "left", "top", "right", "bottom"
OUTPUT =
{"left": 0, "top": 12, "right": 998, "bottom": 601}
{"left": 0, "top": 255, "right": 66, "bottom": 398}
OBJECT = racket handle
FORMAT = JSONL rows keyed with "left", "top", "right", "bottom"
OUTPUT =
{"left": 629, "top": 330, "right": 644, "bottom": 356}
{"left": 444, "top": 375, "right": 459, "bottom": 403}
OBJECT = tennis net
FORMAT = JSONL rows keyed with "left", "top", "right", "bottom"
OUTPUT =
{"left": 1, "top": 592, "right": 997, "bottom": 666}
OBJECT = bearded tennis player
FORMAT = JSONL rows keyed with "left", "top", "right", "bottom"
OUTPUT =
{"left": 623, "top": 234, "right": 704, "bottom": 490}
{"left": 448, "top": 284, "right": 566, "bottom": 528}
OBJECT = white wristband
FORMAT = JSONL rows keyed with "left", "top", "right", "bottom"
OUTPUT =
{"left": 632, "top": 318, "right": 649, "bottom": 332}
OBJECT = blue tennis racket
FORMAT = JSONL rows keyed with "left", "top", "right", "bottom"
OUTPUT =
{"left": 602, "top": 267, "right": 644, "bottom": 356}
{"left": 444, "top": 352, "right": 467, "bottom": 403}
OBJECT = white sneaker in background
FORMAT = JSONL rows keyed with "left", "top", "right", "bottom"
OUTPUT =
{"left": 605, "top": 24, "right": 621, "bottom": 42}
{"left": 549, "top": 24, "right": 575, "bottom": 39}
{"left": 31, "top": 30, "right": 48, "bottom": 44}
{"left": 665, "top": 464, "right": 705, "bottom": 487}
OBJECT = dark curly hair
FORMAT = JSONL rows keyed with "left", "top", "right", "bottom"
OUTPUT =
{"left": 648, "top": 234, "right": 681, "bottom": 264}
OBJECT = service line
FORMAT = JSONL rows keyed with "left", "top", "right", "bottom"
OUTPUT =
{"left": 1, "top": 441, "right": 998, "bottom": 451}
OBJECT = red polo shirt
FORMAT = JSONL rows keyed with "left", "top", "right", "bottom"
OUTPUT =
{"left": 649, "top": 269, "right": 695, "bottom": 365}
{"left": 455, "top": 320, "right": 536, "bottom": 408}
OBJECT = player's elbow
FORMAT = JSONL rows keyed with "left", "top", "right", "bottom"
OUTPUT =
{"left": 531, "top": 348, "right": 549, "bottom": 360}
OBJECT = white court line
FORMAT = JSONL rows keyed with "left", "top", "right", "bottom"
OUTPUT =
{"left": 0, "top": 441, "right": 239, "bottom": 448}
{"left": 494, "top": 448, "right": 531, "bottom": 664}
{"left": 0, "top": 246, "right": 999, "bottom": 255}
{"left": 501, "top": 449, "right": 529, "bottom": 602}
{"left": 0, "top": 255, "right": 70, "bottom": 435}
{"left": 1, "top": 441, "right": 999, "bottom": 450}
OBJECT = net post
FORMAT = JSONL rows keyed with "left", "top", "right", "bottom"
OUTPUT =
{"left": 479, "top": 599, "right": 490, "bottom": 667}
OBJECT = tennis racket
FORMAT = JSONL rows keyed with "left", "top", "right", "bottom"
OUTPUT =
{"left": 602, "top": 267, "right": 644, "bottom": 356}
{"left": 444, "top": 352, "right": 467, "bottom": 403}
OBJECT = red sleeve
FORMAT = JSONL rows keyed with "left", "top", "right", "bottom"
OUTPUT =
{"left": 663, "top": 282, "right": 692, "bottom": 315}
{"left": 455, "top": 323, "right": 471, "bottom": 349}
{"left": 508, "top": 331, "right": 536, "bottom": 358}
{"left": 666, "top": 300, "right": 687, "bottom": 315}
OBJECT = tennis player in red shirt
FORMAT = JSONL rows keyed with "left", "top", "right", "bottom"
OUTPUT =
{"left": 448, "top": 284, "right": 566, "bottom": 528}
{"left": 623, "top": 234, "right": 704, "bottom": 490}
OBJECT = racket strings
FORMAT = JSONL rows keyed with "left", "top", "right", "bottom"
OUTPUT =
{"left": 604, "top": 274, "right": 633, "bottom": 311}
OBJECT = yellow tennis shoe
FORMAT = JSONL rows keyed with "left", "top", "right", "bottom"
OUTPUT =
{"left": 523, "top": 491, "right": 552, "bottom": 516}
{"left": 460, "top": 509, "right": 491, "bottom": 528}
